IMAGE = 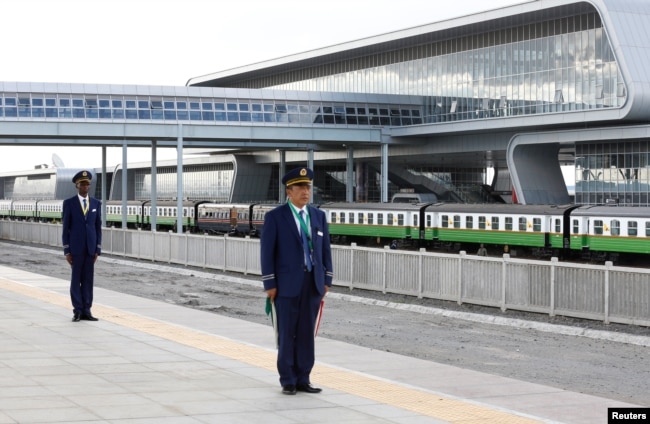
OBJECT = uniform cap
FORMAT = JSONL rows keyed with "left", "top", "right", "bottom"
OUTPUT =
{"left": 281, "top": 167, "right": 313, "bottom": 186}
{"left": 72, "top": 170, "right": 92, "bottom": 184}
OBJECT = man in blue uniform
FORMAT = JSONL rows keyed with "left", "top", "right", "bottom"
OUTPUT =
{"left": 62, "top": 170, "right": 102, "bottom": 322}
{"left": 261, "top": 167, "right": 334, "bottom": 395}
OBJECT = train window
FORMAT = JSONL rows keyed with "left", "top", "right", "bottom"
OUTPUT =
{"left": 388, "top": 213, "right": 394, "bottom": 225}
{"left": 465, "top": 216, "right": 473, "bottom": 229}
{"left": 491, "top": 217, "right": 499, "bottom": 230}
{"left": 533, "top": 218, "right": 541, "bottom": 232}
{"left": 441, "top": 215, "right": 449, "bottom": 228}
{"left": 611, "top": 220, "right": 620, "bottom": 236}
{"left": 413, "top": 214, "right": 418, "bottom": 227}
{"left": 594, "top": 220, "right": 604, "bottom": 235}
{"left": 628, "top": 221, "right": 637, "bottom": 236}
{"left": 453, "top": 215, "right": 460, "bottom": 228}
{"left": 426, "top": 214, "right": 432, "bottom": 227}
{"left": 397, "top": 214, "right": 404, "bottom": 226}
{"left": 518, "top": 217, "right": 527, "bottom": 231}
{"left": 330, "top": 212, "right": 337, "bottom": 223}
{"left": 646, "top": 222, "right": 650, "bottom": 237}
{"left": 368, "top": 213, "right": 374, "bottom": 225}
{"left": 505, "top": 217, "right": 513, "bottom": 230}
{"left": 378, "top": 213, "right": 383, "bottom": 225}
{"left": 479, "top": 216, "right": 486, "bottom": 229}
{"left": 573, "top": 219, "right": 579, "bottom": 234}
{"left": 340, "top": 213, "right": 345, "bottom": 223}
{"left": 349, "top": 212, "right": 354, "bottom": 224}
{"left": 554, "top": 219, "right": 561, "bottom": 233}
{"left": 358, "top": 212, "right": 364, "bottom": 224}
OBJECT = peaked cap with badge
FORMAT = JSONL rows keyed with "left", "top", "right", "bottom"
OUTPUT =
{"left": 72, "top": 170, "right": 92, "bottom": 184}
{"left": 282, "top": 167, "right": 314, "bottom": 187}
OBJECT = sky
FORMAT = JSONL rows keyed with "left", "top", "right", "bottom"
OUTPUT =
{"left": 0, "top": 0, "right": 525, "bottom": 173}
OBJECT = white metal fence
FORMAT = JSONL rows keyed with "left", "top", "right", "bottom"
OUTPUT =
{"left": 2, "top": 220, "right": 649, "bottom": 327}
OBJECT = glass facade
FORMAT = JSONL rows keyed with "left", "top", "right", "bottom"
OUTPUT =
{"left": 0, "top": 94, "right": 421, "bottom": 127}
{"left": 115, "top": 164, "right": 235, "bottom": 201}
{"left": 265, "top": 10, "right": 624, "bottom": 124}
{"left": 575, "top": 142, "right": 650, "bottom": 206}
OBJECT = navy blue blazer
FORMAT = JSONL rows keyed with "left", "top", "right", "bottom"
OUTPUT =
{"left": 261, "top": 203, "right": 333, "bottom": 297}
{"left": 62, "top": 195, "right": 102, "bottom": 256}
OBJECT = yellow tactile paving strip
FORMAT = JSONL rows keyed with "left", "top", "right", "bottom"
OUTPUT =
{"left": 0, "top": 276, "right": 541, "bottom": 424}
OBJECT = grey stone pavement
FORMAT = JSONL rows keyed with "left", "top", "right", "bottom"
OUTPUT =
{"left": 0, "top": 264, "right": 643, "bottom": 424}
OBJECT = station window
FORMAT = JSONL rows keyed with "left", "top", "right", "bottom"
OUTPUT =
{"left": 628, "top": 221, "right": 637, "bottom": 236}
{"left": 594, "top": 220, "right": 604, "bottom": 235}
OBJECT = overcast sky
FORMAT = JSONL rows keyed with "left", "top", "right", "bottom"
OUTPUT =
{"left": 0, "top": 0, "right": 524, "bottom": 173}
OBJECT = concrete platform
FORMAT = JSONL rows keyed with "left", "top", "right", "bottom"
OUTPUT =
{"left": 0, "top": 265, "right": 641, "bottom": 424}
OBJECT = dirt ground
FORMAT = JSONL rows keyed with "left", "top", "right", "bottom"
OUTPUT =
{"left": 1, "top": 240, "right": 648, "bottom": 406}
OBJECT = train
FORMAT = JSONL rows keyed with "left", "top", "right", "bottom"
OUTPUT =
{"left": 2, "top": 199, "right": 650, "bottom": 261}
{"left": 0, "top": 199, "right": 273, "bottom": 236}
{"left": 321, "top": 202, "right": 650, "bottom": 261}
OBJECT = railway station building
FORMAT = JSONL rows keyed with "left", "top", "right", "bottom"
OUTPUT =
{"left": 2, "top": 0, "right": 650, "bottom": 206}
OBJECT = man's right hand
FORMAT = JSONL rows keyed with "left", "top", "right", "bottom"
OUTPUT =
{"left": 266, "top": 288, "right": 277, "bottom": 301}
{"left": 65, "top": 254, "right": 72, "bottom": 265}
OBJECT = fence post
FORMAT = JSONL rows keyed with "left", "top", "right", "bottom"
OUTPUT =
{"left": 244, "top": 236, "right": 250, "bottom": 275}
{"left": 350, "top": 243, "right": 357, "bottom": 292}
{"left": 501, "top": 253, "right": 509, "bottom": 312}
{"left": 222, "top": 235, "right": 228, "bottom": 273}
{"left": 458, "top": 251, "right": 465, "bottom": 305}
{"left": 203, "top": 232, "right": 208, "bottom": 268}
{"left": 550, "top": 257, "right": 557, "bottom": 317}
{"left": 418, "top": 248, "right": 425, "bottom": 299}
{"left": 604, "top": 261, "right": 612, "bottom": 324}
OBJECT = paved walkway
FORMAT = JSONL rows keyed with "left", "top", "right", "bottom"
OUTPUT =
{"left": 0, "top": 265, "right": 641, "bottom": 424}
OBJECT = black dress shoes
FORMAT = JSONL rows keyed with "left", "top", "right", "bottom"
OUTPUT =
{"left": 281, "top": 385, "right": 297, "bottom": 395}
{"left": 296, "top": 383, "right": 322, "bottom": 393}
{"left": 81, "top": 314, "right": 98, "bottom": 321}
{"left": 72, "top": 314, "right": 81, "bottom": 322}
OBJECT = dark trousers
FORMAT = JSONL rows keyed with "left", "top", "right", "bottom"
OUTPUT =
{"left": 275, "top": 271, "right": 321, "bottom": 386}
{"left": 70, "top": 253, "right": 95, "bottom": 315}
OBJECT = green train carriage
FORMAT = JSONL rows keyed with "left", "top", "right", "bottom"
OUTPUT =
{"left": 321, "top": 202, "right": 430, "bottom": 245}
{"left": 427, "top": 204, "right": 576, "bottom": 252}
{"left": 570, "top": 206, "right": 650, "bottom": 256}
